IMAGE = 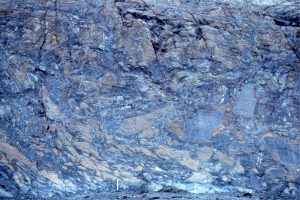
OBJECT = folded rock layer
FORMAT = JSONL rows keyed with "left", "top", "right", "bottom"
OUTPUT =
{"left": 0, "top": 0, "right": 299, "bottom": 199}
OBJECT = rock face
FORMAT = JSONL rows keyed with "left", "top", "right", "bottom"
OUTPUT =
{"left": 186, "top": 111, "right": 224, "bottom": 142}
{"left": 0, "top": 0, "right": 299, "bottom": 199}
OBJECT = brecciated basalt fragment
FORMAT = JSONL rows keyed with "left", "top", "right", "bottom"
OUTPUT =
{"left": 0, "top": 0, "right": 299, "bottom": 199}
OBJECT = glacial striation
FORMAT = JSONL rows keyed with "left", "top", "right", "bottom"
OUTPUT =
{"left": 0, "top": 0, "right": 299, "bottom": 199}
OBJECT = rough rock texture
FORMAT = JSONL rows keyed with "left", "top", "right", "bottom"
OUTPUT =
{"left": 0, "top": 0, "right": 299, "bottom": 199}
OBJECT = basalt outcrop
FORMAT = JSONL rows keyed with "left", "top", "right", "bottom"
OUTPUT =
{"left": 0, "top": 0, "right": 299, "bottom": 199}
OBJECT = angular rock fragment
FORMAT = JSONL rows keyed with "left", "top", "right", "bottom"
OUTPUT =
{"left": 116, "top": 21, "right": 156, "bottom": 67}
{"left": 233, "top": 84, "right": 257, "bottom": 118}
{"left": 186, "top": 111, "right": 224, "bottom": 142}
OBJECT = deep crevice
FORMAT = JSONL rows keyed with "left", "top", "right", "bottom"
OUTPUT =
{"left": 273, "top": 17, "right": 300, "bottom": 27}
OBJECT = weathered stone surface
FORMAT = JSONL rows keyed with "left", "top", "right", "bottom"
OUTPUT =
{"left": 233, "top": 84, "right": 257, "bottom": 118}
{"left": 186, "top": 111, "right": 224, "bottom": 142}
{"left": 0, "top": 0, "right": 299, "bottom": 199}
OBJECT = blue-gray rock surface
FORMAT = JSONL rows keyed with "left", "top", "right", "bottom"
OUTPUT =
{"left": 0, "top": 0, "right": 299, "bottom": 199}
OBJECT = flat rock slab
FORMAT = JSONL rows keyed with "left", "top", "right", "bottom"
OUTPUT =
{"left": 233, "top": 84, "right": 257, "bottom": 118}
{"left": 186, "top": 111, "right": 224, "bottom": 142}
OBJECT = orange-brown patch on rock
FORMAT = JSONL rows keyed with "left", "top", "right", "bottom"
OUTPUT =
{"left": 55, "top": 138, "right": 63, "bottom": 149}
{"left": 265, "top": 131, "right": 274, "bottom": 137}
{"left": 41, "top": 86, "right": 61, "bottom": 120}
{"left": 0, "top": 139, "right": 36, "bottom": 170}
{"left": 97, "top": 171, "right": 115, "bottom": 181}
{"left": 212, "top": 124, "right": 225, "bottom": 137}
{"left": 78, "top": 156, "right": 98, "bottom": 171}
{"left": 49, "top": 123, "right": 58, "bottom": 133}
{"left": 156, "top": 147, "right": 200, "bottom": 170}
{"left": 68, "top": 121, "right": 94, "bottom": 142}
{"left": 73, "top": 141, "right": 100, "bottom": 157}
{"left": 134, "top": 147, "right": 155, "bottom": 157}
{"left": 156, "top": 145, "right": 173, "bottom": 159}
{"left": 52, "top": 148, "right": 60, "bottom": 156}
{"left": 188, "top": 171, "right": 213, "bottom": 183}
{"left": 98, "top": 73, "right": 117, "bottom": 91}
{"left": 116, "top": 144, "right": 129, "bottom": 154}
{"left": 67, "top": 146, "right": 79, "bottom": 159}
{"left": 117, "top": 21, "right": 156, "bottom": 67}
{"left": 97, "top": 161, "right": 110, "bottom": 172}
{"left": 231, "top": 130, "right": 245, "bottom": 144}
{"left": 197, "top": 147, "right": 214, "bottom": 161}
{"left": 120, "top": 171, "right": 142, "bottom": 185}
{"left": 121, "top": 108, "right": 164, "bottom": 135}
{"left": 108, "top": 147, "right": 117, "bottom": 153}
{"left": 215, "top": 151, "right": 234, "bottom": 166}
{"left": 139, "top": 127, "right": 158, "bottom": 138}
{"left": 135, "top": 164, "right": 145, "bottom": 172}
{"left": 180, "top": 159, "right": 200, "bottom": 170}
{"left": 40, "top": 171, "right": 64, "bottom": 186}
{"left": 167, "top": 120, "right": 186, "bottom": 139}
